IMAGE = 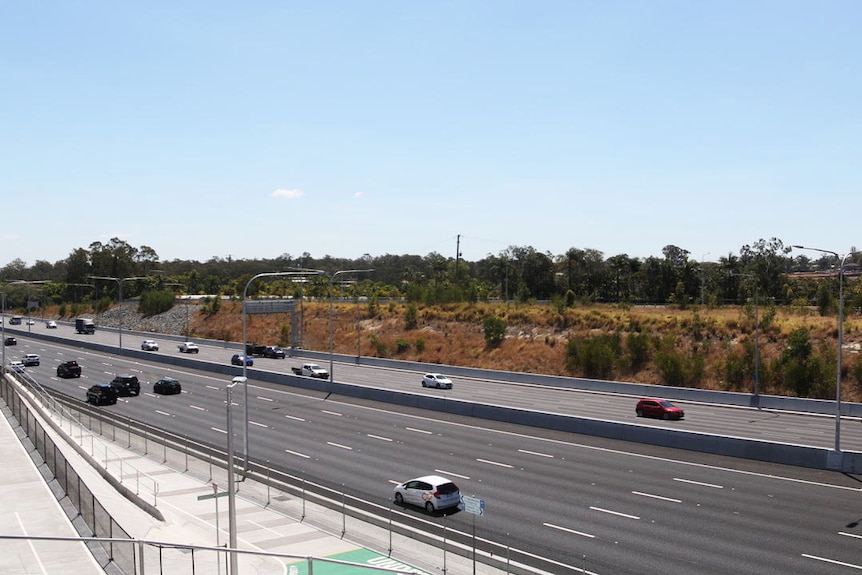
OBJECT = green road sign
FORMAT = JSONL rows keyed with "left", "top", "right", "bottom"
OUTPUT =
{"left": 285, "top": 548, "right": 431, "bottom": 575}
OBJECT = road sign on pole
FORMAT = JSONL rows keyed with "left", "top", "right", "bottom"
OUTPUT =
{"left": 459, "top": 494, "right": 485, "bottom": 516}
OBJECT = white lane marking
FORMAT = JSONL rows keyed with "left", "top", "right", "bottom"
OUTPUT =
{"left": 367, "top": 434, "right": 393, "bottom": 442}
{"left": 237, "top": 373, "right": 862, "bottom": 493}
{"left": 591, "top": 506, "right": 640, "bottom": 520}
{"left": 247, "top": 518, "right": 285, "bottom": 536}
{"left": 327, "top": 441, "right": 352, "bottom": 450}
{"left": 190, "top": 405, "right": 206, "bottom": 411}
{"left": 476, "top": 458, "right": 514, "bottom": 469}
{"left": 257, "top": 396, "right": 274, "bottom": 402}
{"left": 284, "top": 415, "right": 306, "bottom": 422}
{"left": 406, "top": 427, "right": 432, "bottom": 434}
{"left": 249, "top": 420, "right": 268, "bottom": 428}
{"left": 840, "top": 531, "right": 862, "bottom": 540}
{"left": 212, "top": 427, "right": 226, "bottom": 434}
{"left": 155, "top": 410, "right": 171, "bottom": 417}
{"left": 285, "top": 449, "right": 310, "bottom": 459}
{"left": 674, "top": 477, "right": 723, "bottom": 489}
{"left": 519, "top": 448, "right": 554, "bottom": 458}
{"left": 544, "top": 522, "right": 595, "bottom": 538}
{"left": 16, "top": 512, "right": 48, "bottom": 574}
{"left": 436, "top": 469, "right": 470, "bottom": 480}
{"left": 205, "top": 385, "right": 220, "bottom": 391}
{"left": 321, "top": 410, "right": 342, "bottom": 417}
{"left": 632, "top": 491, "right": 682, "bottom": 503}
{"left": 802, "top": 554, "right": 862, "bottom": 570}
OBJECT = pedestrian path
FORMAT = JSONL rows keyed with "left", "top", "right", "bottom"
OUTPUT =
{"left": 0, "top": 405, "right": 105, "bottom": 575}
{"left": 1, "top": 392, "right": 518, "bottom": 575}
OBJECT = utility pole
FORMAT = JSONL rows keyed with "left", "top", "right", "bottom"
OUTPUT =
{"left": 455, "top": 234, "right": 462, "bottom": 281}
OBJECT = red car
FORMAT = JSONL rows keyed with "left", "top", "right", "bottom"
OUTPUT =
{"left": 636, "top": 398, "right": 685, "bottom": 420}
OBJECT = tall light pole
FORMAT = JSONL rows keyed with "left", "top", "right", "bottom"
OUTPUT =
{"left": 225, "top": 375, "right": 246, "bottom": 575}
{"left": 88, "top": 275, "right": 148, "bottom": 350}
{"left": 241, "top": 270, "right": 322, "bottom": 469}
{"left": 792, "top": 245, "right": 859, "bottom": 453}
{"left": 328, "top": 269, "right": 374, "bottom": 383}
{"left": 1, "top": 290, "right": 7, "bottom": 371}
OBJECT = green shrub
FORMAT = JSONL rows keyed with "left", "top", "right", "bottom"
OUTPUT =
{"left": 405, "top": 303, "right": 418, "bottom": 330}
{"left": 565, "top": 334, "right": 619, "bottom": 379}
{"left": 395, "top": 338, "right": 411, "bottom": 354}
{"left": 138, "top": 290, "right": 175, "bottom": 316}
{"left": 483, "top": 315, "right": 507, "bottom": 347}
{"left": 415, "top": 338, "right": 426, "bottom": 353}
{"left": 625, "top": 332, "right": 651, "bottom": 372}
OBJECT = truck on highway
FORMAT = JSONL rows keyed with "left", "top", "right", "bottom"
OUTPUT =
{"left": 75, "top": 318, "right": 95, "bottom": 334}
{"left": 245, "top": 343, "right": 267, "bottom": 356}
{"left": 291, "top": 363, "right": 329, "bottom": 379}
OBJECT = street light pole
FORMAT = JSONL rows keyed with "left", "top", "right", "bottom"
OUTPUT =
{"left": 328, "top": 269, "right": 374, "bottom": 383}
{"left": 88, "top": 276, "right": 148, "bottom": 350}
{"left": 240, "top": 270, "right": 323, "bottom": 469}
{"left": 226, "top": 375, "right": 246, "bottom": 575}
{"left": 792, "top": 245, "right": 859, "bottom": 453}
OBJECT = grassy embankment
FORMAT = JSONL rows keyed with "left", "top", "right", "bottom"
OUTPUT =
{"left": 185, "top": 300, "right": 862, "bottom": 402}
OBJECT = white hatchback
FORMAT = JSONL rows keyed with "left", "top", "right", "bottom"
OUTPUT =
{"left": 393, "top": 475, "right": 460, "bottom": 513}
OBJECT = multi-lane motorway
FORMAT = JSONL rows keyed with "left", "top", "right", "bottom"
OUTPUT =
{"left": 4, "top": 323, "right": 862, "bottom": 574}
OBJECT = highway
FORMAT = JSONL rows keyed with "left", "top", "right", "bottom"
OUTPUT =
{"left": 8, "top": 320, "right": 862, "bottom": 452}
{"left": 4, "top": 324, "right": 862, "bottom": 573}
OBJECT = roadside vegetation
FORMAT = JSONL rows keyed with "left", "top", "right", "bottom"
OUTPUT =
{"left": 4, "top": 236, "right": 862, "bottom": 402}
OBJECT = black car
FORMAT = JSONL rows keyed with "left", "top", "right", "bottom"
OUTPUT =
{"left": 153, "top": 377, "right": 182, "bottom": 395}
{"left": 4, "top": 336, "right": 16, "bottom": 346}
{"left": 263, "top": 346, "right": 286, "bottom": 359}
{"left": 111, "top": 374, "right": 141, "bottom": 397}
{"left": 86, "top": 384, "right": 118, "bottom": 406}
{"left": 57, "top": 360, "right": 82, "bottom": 378}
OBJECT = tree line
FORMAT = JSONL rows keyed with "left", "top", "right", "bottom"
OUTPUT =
{"left": 2, "top": 237, "right": 861, "bottom": 314}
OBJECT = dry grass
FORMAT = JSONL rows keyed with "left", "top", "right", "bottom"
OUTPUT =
{"left": 182, "top": 301, "right": 862, "bottom": 401}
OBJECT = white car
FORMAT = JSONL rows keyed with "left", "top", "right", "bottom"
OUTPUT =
{"left": 178, "top": 342, "right": 199, "bottom": 353}
{"left": 141, "top": 339, "right": 159, "bottom": 351}
{"left": 26, "top": 319, "right": 35, "bottom": 325}
{"left": 46, "top": 320, "right": 57, "bottom": 329}
{"left": 393, "top": 475, "right": 461, "bottom": 513}
{"left": 421, "top": 373, "right": 453, "bottom": 389}
{"left": 8, "top": 360, "right": 25, "bottom": 373}
{"left": 22, "top": 353, "right": 40, "bottom": 366}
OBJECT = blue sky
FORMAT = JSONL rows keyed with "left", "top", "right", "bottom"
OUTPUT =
{"left": 2, "top": 1, "right": 859, "bottom": 268}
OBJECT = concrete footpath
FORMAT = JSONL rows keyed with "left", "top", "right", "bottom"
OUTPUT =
{"left": 0, "top": 396, "right": 519, "bottom": 575}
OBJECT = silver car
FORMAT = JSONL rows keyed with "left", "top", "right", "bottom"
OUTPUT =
{"left": 421, "top": 373, "right": 453, "bottom": 389}
{"left": 393, "top": 475, "right": 460, "bottom": 513}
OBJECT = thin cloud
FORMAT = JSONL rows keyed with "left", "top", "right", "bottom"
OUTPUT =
{"left": 272, "top": 188, "right": 304, "bottom": 199}
{"left": 354, "top": 192, "right": 363, "bottom": 198}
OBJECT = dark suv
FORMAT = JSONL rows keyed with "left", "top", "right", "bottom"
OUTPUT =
{"left": 57, "top": 360, "right": 82, "bottom": 378}
{"left": 87, "top": 384, "right": 118, "bottom": 406}
{"left": 111, "top": 374, "right": 141, "bottom": 397}
{"left": 153, "top": 377, "right": 182, "bottom": 395}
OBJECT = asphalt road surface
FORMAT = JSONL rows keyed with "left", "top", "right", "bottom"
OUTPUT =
{"left": 5, "top": 325, "right": 862, "bottom": 573}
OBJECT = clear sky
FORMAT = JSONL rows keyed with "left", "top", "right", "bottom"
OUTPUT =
{"left": 2, "top": 1, "right": 859, "bottom": 268}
